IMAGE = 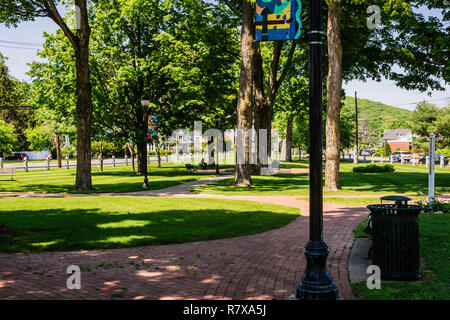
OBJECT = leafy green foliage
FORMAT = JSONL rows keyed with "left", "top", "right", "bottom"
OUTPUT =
{"left": 352, "top": 164, "right": 395, "bottom": 173}
{"left": 373, "top": 143, "right": 392, "bottom": 156}
{"left": 24, "top": 126, "right": 54, "bottom": 151}
{"left": 0, "top": 119, "right": 17, "bottom": 157}
{"left": 436, "top": 147, "right": 450, "bottom": 158}
{"left": 0, "top": 53, "right": 36, "bottom": 150}
{"left": 91, "top": 141, "right": 121, "bottom": 158}
{"left": 410, "top": 102, "right": 449, "bottom": 152}
{"left": 416, "top": 199, "right": 450, "bottom": 214}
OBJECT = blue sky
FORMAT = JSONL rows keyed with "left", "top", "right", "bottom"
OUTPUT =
{"left": 0, "top": 4, "right": 448, "bottom": 111}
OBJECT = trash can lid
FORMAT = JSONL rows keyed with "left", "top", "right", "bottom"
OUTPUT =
{"left": 380, "top": 195, "right": 411, "bottom": 201}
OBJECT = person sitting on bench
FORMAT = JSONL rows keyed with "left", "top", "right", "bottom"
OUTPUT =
{"left": 199, "top": 158, "right": 207, "bottom": 170}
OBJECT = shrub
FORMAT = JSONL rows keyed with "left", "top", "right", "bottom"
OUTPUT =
{"left": 61, "top": 145, "right": 76, "bottom": 158}
{"left": 352, "top": 164, "right": 395, "bottom": 173}
{"left": 416, "top": 199, "right": 450, "bottom": 213}
{"left": 91, "top": 141, "right": 121, "bottom": 158}
{"left": 373, "top": 144, "right": 392, "bottom": 156}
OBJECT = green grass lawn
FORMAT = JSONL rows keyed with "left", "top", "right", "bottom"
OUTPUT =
{"left": 0, "top": 197, "right": 300, "bottom": 253}
{"left": 191, "top": 160, "right": 450, "bottom": 196}
{"left": 0, "top": 163, "right": 214, "bottom": 194}
{"left": 352, "top": 214, "right": 450, "bottom": 300}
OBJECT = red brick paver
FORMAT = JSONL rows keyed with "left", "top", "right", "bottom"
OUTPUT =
{"left": 0, "top": 195, "right": 366, "bottom": 300}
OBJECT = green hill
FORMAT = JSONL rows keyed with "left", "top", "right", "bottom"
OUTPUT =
{"left": 345, "top": 97, "right": 412, "bottom": 134}
{"left": 343, "top": 96, "right": 413, "bottom": 147}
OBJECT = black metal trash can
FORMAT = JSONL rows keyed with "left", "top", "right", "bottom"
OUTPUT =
{"left": 366, "top": 196, "right": 422, "bottom": 280}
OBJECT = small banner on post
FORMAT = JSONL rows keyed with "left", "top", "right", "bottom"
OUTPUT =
{"left": 256, "top": 0, "right": 302, "bottom": 42}
{"left": 148, "top": 115, "right": 158, "bottom": 140}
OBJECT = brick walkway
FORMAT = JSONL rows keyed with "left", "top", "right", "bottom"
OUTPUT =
{"left": 0, "top": 191, "right": 366, "bottom": 300}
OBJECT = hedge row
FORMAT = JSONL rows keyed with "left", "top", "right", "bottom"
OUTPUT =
{"left": 352, "top": 164, "right": 395, "bottom": 173}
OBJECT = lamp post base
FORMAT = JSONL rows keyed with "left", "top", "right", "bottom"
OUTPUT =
{"left": 295, "top": 240, "right": 339, "bottom": 300}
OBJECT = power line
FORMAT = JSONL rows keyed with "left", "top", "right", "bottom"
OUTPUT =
{"left": 0, "top": 39, "right": 41, "bottom": 47}
{"left": 391, "top": 97, "right": 449, "bottom": 107}
{"left": 0, "top": 45, "right": 39, "bottom": 51}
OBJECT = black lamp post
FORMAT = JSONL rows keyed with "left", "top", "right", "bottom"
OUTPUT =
{"left": 141, "top": 95, "right": 150, "bottom": 188}
{"left": 215, "top": 115, "right": 220, "bottom": 175}
{"left": 295, "top": 0, "right": 339, "bottom": 300}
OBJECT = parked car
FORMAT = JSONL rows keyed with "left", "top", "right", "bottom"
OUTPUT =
{"left": 392, "top": 151, "right": 412, "bottom": 162}
{"left": 5, "top": 152, "right": 27, "bottom": 161}
{"left": 361, "top": 149, "right": 375, "bottom": 156}
{"left": 418, "top": 153, "right": 449, "bottom": 165}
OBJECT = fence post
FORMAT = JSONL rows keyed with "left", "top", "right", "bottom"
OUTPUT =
{"left": 440, "top": 156, "right": 444, "bottom": 168}
{"left": 363, "top": 155, "right": 367, "bottom": 162}
{"left": 0, "top": 157, "right": 3, "bottom": 168}
{"left": 412, "top": 154, "right": 416, "bottom": 166}
{"left": 125, "top": 155, "right": 128, "bottom": 166}
{"left": 401, "top": 156, "right": 404, "bottom": 165}
{"left": 380, "top": 155, "right": 383, "bottom": 163}
{"left": 426, "top": 156, "right": 429, "bottom": 167}
{"left": 390, "top": 155, "right": 393, "bottom": 164}
{"left": 112, "top": 156, "right": 116, "bottom": 167}
{"left": 24, "top": 156, "right": 28, "bottom": 172}
{"left": 46, "top": 156, "right": 50, "bottom": 171}
{"left": 371, "top": 154, "right": 374, "bottom": 163}
{"left": 165, "top": 153, "right": 168, "bottom": 162}
{"left": 65, "top": 156, "right": 69, "bottom": 169}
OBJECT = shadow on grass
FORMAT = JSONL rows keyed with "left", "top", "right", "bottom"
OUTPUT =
{"left": 191, "top": 174, "right": 309, "bottom": 194}
{"left": 0, "top": 207, "right": 298, "bottom": 253}
{"left": 280, "top": 160, "right": 309, "bottom": 169}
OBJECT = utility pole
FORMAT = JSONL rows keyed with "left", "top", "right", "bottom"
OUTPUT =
{"left": 354, "top": 91, "right": 359, "bottom": 164}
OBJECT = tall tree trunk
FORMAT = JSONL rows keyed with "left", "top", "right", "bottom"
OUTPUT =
{"left": 99, "top": 140, "right": 103, "bottom": 172}
{"left": 128, "top": 143, "right": 136, "bottom": 173}
{"left": 156, "top": 144, "right": 161, "bottom": 168}
{"left": 324, "top": 0, "right": 342, "bottom": 191}
{"left": 285, "top": 118, "right": 293, "bottom": 162}
{"left": 233, "top": 0, "right": 255, "bottom": 187}
{"left": 74, "top": 39, "right": 93, "bottom": 190}
{"left": 55, "top": 135, "right": 62, "bottom": 168}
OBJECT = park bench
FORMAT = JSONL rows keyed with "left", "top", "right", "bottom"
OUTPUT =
{"left": 0, "top": 168, "right": 16, "bottom": 181}
{"left": 185, "top": 163, "right": 198, "bottom": 173}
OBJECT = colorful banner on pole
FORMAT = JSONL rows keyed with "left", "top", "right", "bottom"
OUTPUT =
{"left": 256, "top": 0, "right": 302, "bottom": 42}
{"left": 148, "top": 115, "right": 157, "bottom": 139}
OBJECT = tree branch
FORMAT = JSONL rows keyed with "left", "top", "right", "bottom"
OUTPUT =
{"left": 267, "top": 42, "right": 283, "bottom": 100}
{"left": 274, "top": 41, "right": 297, "bottom": 96}
{"left": 45, "top": 0, "right": 77, "bottom": 47}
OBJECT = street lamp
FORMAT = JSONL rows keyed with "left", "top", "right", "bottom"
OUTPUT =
{"left": 215, "top": 115, "right": 220, "bottom": 175}
{"left": 294, "top": 0, "right": 338, "bottom": 300}
{"left": 141, "top": 94, "right": 150, "bottom": 188}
